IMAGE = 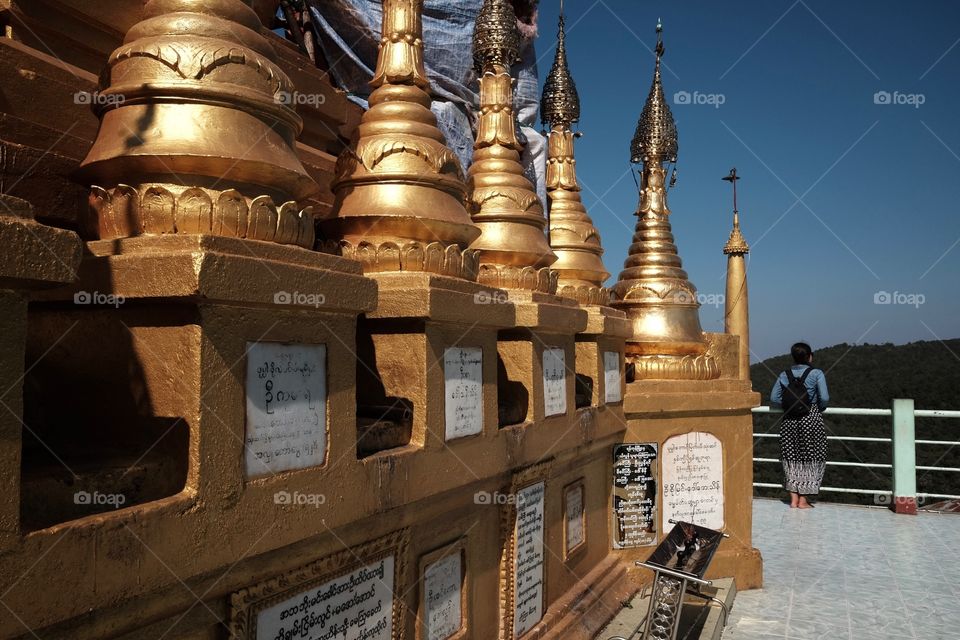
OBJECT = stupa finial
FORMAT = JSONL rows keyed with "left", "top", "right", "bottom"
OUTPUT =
{"left": 540, "top": 2, "right": 580, "bottom": 129}
{"left": 630, "top": 21, "right": 678, "bottom": 164}
{"left": 473, "top": 0, "right": 521, "bottom": 71}
{"left": 723, "top": 168, "right": 750, "bottom": 255}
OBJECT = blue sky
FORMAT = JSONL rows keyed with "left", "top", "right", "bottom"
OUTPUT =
{"left": 533, "top": 0, "right": 960, "bottom": 361}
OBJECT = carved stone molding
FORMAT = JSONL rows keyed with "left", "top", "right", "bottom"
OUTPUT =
{"left": 88, "top": 184, "right": 315, "bottom": 249}
{"left": 616, "top": 281, "right": 698, "bottom": 305}
{"left": 477, "top": 264, "right": 558, "bottom": 294}
{"left": 329, "top": 239, "right": 480, "bottom": 280}
{"left": 334, "top": 135, "right": 465, "bottom": 185}
{"left": 557, "top": 284, "right": 610, "bottom": 306}
{"left": 629, "top": 353, "right": 720, "bottom": 381}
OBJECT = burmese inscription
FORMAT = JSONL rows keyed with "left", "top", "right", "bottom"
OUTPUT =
{"left": 612, "top": 443, "right": 658, "bottom": 548}
{"left": 444, "top": 347, "right": 483, "bottom": 440}
{"left": 255, "top": 556, "right": 393, "bottom": 640}
{"left": 423, "top": 552, "right": 463, "bottom": 640}
{"left": 542, "top": 348, "right": 566, "bottom": 417}
{"left": 564, "top": 482, "right": 585, "bottom": 555}
{"left": 662, "top": 432, "right": 724, "bottom": 530}
{"left": 245, "top": 342, "right": 326, "bottom": 477}
{"left": 513, "top": 482, "right": 545, "bottom": 638}
{"left": 603, "top": 351, "right": 622, "bottom": 403}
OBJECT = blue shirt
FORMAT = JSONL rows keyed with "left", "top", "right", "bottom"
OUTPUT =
{"left": 770, "top": 365, "right": 829, "bottom": 411}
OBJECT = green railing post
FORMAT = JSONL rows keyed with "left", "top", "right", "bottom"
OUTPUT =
{"left": 891, "top": 398, "right": 917, "bottom": 514}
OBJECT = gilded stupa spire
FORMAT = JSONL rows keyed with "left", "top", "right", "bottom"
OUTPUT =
{"left": 722, "top": 168, "right": 751, "bottom": 380}
{"left": 467, "top": 0, "right": 557, "bottom": 292}
{"left": 540, "top": 1, "right": 580, "bottom": 129}
{"left": 612, "top": 22, "right": 719, "bottom": 380}
{"left": 630, "top": 20, "right": 678, "bottom": 165}
{"left": 541, "top": 3, "right": 610, "bottom": 305}
{"left": 321, "top": 0, "right": 481, "bottom": 279}
{"left": 723, "top": 168, "right": 750, "bottom": 255}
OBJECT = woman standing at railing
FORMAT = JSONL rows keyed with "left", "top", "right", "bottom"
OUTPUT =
{"left": 770, "top": 342, "right": 830, "bottom": 509}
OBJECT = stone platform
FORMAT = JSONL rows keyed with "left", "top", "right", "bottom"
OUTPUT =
{"left": 724, "top": 498, "right": 960, "bottom": 640}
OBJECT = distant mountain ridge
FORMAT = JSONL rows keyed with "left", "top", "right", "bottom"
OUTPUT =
{"left": 750, "top": 339, "right": 960, "bottom": 409}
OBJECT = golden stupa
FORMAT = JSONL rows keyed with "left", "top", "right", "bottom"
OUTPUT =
{"left": 540, "top": 5, "right": 610, "bottom": 305}
{"left": 321, "top": 0, "right": 481, "bottom": 279}
{"left": 467, "top": 0, "right": 557, "bottom": 292}
{"left": 76, "top": 0, "right": 317, "bottom": 248}
{"left": 612, "top": 22, "right": 719, "bottom": 380}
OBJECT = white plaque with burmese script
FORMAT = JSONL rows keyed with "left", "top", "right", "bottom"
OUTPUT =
{"left": 513, "top": 481, "right": 545, "bottom": 638}
{"left": 564, "top": 482, "right": 585, "bottom": 555}
{"left": 542, "top": 348, "right": 567, "bottom": 417}
{"left": 444, "top": 347, "right": 483, "bottom": 440}
{"left": 255, "top": 555, "right": 394, "bottom": 640}
{"left": 603, "top": 351, "right": 622, "bottom": 403}
{"left": 661, "top": 432, "right": 724, "bottom": 530}
{"left": 245, "top": 342, "right": 326, "bottom": 478}
{"left": 424, "top": 552, "right": 463, "bottom": 640}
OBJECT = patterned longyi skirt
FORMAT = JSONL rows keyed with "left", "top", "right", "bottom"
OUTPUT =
{"left": 779, "top": 405, "right": 827, "bottom": 495}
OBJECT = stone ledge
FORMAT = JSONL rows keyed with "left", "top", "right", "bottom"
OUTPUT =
{"left": 366, "top": 271, "right": 515, "bottom": 327}
{"left": 508, "top": 290, "right": 588, "bottom": 334}
{"left": 624, "top": 377, "right": 760, "bottom": 415}
{"left": 624, "top": 389, "right": 761, "bottom": 415}
{"left": 32, "top": 234, "right": 377, "bottom": 314}
{"left": 0, "top": 216, "right": 81, "bottom": 288}
{"left": 581, "top": 305, "right": 632, "bottom": 338}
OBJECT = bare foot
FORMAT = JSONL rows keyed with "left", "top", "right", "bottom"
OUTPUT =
{"left": 797, "top": 501, "right": 813, "bottom": 509}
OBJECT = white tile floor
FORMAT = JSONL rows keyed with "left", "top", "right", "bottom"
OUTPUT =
{"left": 723, "top": 499, "right": 960, "bottom": 640}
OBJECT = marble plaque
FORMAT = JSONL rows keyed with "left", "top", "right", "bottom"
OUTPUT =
{"left": 662, "top": 432, "right": 724, "bottom": 530}
{"left": 513, "top": 481, "right": 545, "bottom": 638}
{"left": 603, "top": 351, "right": 622, "bottom": 403}
{"left": 255, "top": 555, "right": 394, "bottom": 640}
{"left": 423, "top": 552, "right": 463, "bottom": 640}
{"left": 564, "top": 482, "right": 585, "bottom": 556}
{"left": 444, "top": 347, "right": 483, "bottom": 440}
{"left": 612, "top": 443, "right": 658, "bottom": 548}
{"left": 245, "top": 342, "right": 326, "bottom": 477}
{"left": 542, "top": 348, "right": 567, "bottom": 417}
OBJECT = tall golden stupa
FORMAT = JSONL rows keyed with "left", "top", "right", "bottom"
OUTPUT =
{"left": 541, "top": 4, "right": 611, "bottom": 305}
{"left": 468, "top": 0, "right": 558, "bottom": 292}
{"left": 612, "top": 22, "right": 719, "bottom": 380}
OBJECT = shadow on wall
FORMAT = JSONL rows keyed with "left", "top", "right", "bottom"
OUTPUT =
{"left": 354, "top": 316, "right": 414, "bottom": 458}
{"left": 20, "top": 304, "right": 191, "bottom": 531}
{"left": 497, "top": 354, "right": 528, "bottom": 427}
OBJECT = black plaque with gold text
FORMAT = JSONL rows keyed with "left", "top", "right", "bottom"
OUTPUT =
{"left": 612, "top": 443, "right": 658, "bottom": 548}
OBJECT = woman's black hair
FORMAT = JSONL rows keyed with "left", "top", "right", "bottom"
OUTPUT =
{"left": 790, "top": 342, "right": 812, "bottom": 364}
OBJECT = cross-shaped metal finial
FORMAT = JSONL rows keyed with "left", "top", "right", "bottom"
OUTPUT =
{"left": 722, "top": 167, "right": 740, "bottom": 215}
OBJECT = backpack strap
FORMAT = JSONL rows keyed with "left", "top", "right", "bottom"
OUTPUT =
{"left": 784, "top": 368, "right": 797, "bottom": 384}
{"left": 798, "top": 366, "right": 814, "bottom": 384}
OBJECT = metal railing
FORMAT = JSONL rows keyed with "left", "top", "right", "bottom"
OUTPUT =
{"left": 752, "top": 399, "right": 960, "bottom": 512}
